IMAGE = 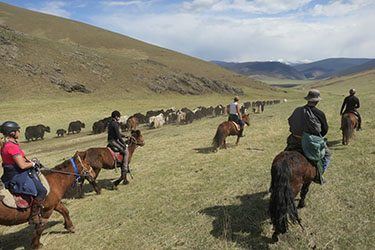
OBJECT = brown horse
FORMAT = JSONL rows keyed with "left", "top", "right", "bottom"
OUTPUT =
{"left": 79, "top": 130, "right": 145, "bottom": 196}
{"left": 0, "top": 151, "right": 95, "bottom": 249}
{"left": 341, "top": 113, "right": 358, "bottom": 145}
{"left": 269, "top": 151, "right": 318, "bottom": 242}
{"left": 212, "top": 114, "right": 250, "bottom": 151}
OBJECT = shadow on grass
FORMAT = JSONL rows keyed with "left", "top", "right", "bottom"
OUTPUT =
{"left": 0, "top": 221, "right": 60, "bottom": 250}
{"left": 63, "top": 178, "right": 116, "bottom": 199}
{"left": 193, "top": 147, "right": 214, "bottom": 154}
{"left": 327, "top": 140, "right": 342, "bottom": 147}
{"left": 200, "top": 191, "right": 273, "bottom": 249}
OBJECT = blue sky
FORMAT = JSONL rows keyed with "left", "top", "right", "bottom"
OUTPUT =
{"left": 2, "top": 0, "right": 375, "bottom": 63}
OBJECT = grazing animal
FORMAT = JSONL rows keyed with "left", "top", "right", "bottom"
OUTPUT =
{"left": 68, "top": 121, "right": 85, "bottom": 134}
{"left": 25, "top": 125, "right": 51, "bottom": 142}
{"left": 78, "top": 130, "right": 145, "bottom": 196}
{"left": 149, "top": 113, "right": 165, "bottom": 129}
{"left": 92, "top": 120, "right": 106, "bottom": 134}
{"left": 212, "top": 114, "right": 250, "bottom": 151}
{"left": 341, "top": 113, "right": 358, "bottom": 145}
{"left": 269, "top": 150, "right": 319, "bottom": 242}
{"left": 56, "top": 129, "right": 67, "bottom": 137}
{"left": 0, "top": 151, "right": 95, "bottom": 249}
{"left": 126, "top": 117, "right": 139, "bottom": 131}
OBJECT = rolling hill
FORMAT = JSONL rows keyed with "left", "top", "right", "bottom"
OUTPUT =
{"left": 0, "top": 2, "right": 281, "bottom": 100}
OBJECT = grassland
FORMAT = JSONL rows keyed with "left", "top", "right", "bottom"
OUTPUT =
{"left": 0, "top": 70, "right": 374, "bottom": 249}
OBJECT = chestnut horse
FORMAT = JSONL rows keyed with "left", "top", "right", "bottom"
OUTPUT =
{"left": 269, "top": 151, "right": 318, "bottom": 242}
{"left": 341, "top": 113, "right": 358, "bottom": 145}
{"left": 0, "top": 151, "right": 95, "bottom": 249}
{"left": 212, "top": 113, "right": 250, "bottom": 151}
{"left": 79, "top": 130, "right": 145, "bottom": 196}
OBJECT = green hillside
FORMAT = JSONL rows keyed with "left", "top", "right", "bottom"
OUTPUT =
{"left": 0, "top": 2, "right": 291, "bottom": 103}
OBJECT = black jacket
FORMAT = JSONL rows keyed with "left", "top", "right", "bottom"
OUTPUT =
{"left": 107, "top": 120, "right": 125, "bottom": 145}
{"left": 340, "top": 95, "right": 360, "bottom": 114}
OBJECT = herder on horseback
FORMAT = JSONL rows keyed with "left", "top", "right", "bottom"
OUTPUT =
{"left": 340, "top": 88, "right": 362, "bottom": 131}
{"left": 0, "top": 121, "right": 47, "bottom": 225}
{"left": 107, "top": 110, "right": 130, "bottom": 175}
{"left": 228, "top": 96, "right": 245, "bottom": 137}
{"left": 285, "top": 89, "right": 331, "bottom": 184}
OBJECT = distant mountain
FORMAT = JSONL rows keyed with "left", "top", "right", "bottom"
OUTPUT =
{"left": 332, "top": 59, "right": 375, "bottom": 78}
{"left": 212, "top": 58, "right": 374, "bottom": 81}
{"left": 211, "top": 61, "right": 306, "bottom": 80}
{"left": 294, "top": 58, "right": 373, "bottom": 79}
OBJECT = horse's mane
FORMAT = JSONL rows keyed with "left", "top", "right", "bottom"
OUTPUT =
{"left": 41, "top": 158, "right": 72, "bottom": 176}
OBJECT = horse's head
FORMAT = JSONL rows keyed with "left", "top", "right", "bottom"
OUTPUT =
{"left": 74, "top": 151, "right": 96, "bottom": 182}
{"left": 242, "top": 114, "right": 250, "bottom": 126}
{"left": 129, "top": 130, "right": 145, "bottom": 147}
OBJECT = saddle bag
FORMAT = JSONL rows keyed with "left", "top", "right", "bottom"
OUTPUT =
{"left": 301, "top": 132, "right": 327, "bottom": 161}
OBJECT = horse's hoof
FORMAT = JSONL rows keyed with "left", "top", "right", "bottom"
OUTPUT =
{"left": 65, "top": 226, "right": 75, "bottom": 233}
{"left": 272, "top": 233, "right": 279, "bottom": 242}
{"left": 32, "top": 243, "right": 43, "bottom": 249}
{"left": 122, "top": 180, "right": 130, "bottom": 185}
{"left": 297, "top": 203, "right": 305, "bottom": 209}
{"left": 112, "top": 184, "right": 118, "bottom": 190}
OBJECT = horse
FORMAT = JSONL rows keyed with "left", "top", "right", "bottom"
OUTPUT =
{"left": 341, "top": 113, "right": 358, "bottom": 145}
{"left": 269, "top": 150, "right": 319, "bottom": 242}
{"left": 0, "top": 151, "right": 96, "bottom": 249}
{"left": 78, "top": 130, "right": 145, "bottom": 197}
{"left": 212, "top": 113, "right": 250, "bottom": 151}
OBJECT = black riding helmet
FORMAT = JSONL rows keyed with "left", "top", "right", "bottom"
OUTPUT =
{"left": 0, "top": 121, "right": 20, "bottom": 135}
{"left": 111, "top": 110, "right": 121, "bottom": 118}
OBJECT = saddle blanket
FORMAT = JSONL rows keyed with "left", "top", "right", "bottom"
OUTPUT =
{"left": 231, "top": 121, "right": 240, "bottom": 131}
{"left": 0, "top": 173, "right": 50, "bottom": 209}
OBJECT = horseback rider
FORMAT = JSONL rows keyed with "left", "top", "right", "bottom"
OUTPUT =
{"left": 340, "top": 88, "right": 362, "bottom": 131}
{"left": 228, "top": 96, "right": 245, "bottom": 137}
{"left": 107, "top": 110, "right": 130, "bottom": 174}
{"left": 0, "top": 121, "right": 47, "bottom": 224}
{"left": 285, "top": 89, "right": 331, "bottom": 184}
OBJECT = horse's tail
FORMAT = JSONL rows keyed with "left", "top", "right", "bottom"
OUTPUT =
{"left": 269, "top": 158, "right": 301, "bottom": 239}
{"left": 342, "top": 115, "right": 353, "bottom": 144}
{"left": 212, "top": 124, "right": 225, "bottom": 150}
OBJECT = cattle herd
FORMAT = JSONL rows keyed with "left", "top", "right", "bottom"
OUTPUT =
{"left": 24, "top": 100, "right": 281, "bottom": 142}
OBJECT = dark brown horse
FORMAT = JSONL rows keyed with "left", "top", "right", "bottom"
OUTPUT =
{"left": 341, "top": 113, "right": 358, "bottom": 145}
{"left": 79, "top": 130, "right": 145, "bottom": 196}
{"left": 0, "top": 151, "right": 95, "bottom": 249}
{"left": 212, "top": 114, "right": 250, "bottom": 151}
{"left": 269, "top": 151, "right": 318, "bottom": 242}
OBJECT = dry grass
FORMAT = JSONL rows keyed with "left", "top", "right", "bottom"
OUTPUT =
{"left": 1, "top": 72, "right": 374, "bottom": 249}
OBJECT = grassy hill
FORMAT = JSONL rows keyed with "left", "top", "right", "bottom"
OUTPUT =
{"left": 0, "top": 68, "right": 374, "bottom": 249}
{"left": 0, "top": 2, "right": 289, "bottom": 102}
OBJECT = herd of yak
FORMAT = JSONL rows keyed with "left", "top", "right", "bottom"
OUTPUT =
{"left": 24, "top": 100, "right": 281, "bottom": 142}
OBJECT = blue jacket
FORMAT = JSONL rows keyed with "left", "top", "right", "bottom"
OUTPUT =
{"left": 1, "top": 164, "right": 38, "bottom": 196}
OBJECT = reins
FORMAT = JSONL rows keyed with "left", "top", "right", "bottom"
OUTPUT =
{"left": 36, "top": 155, "right": 93, "bottom": 178}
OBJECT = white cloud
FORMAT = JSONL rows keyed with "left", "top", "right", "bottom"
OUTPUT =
{"left": 33, "top": 1, "right": 71, "bottom": 18}
{"left": 311, "top": 0, "right": 374, "bottom": 17}
{"left": 101, "top": 1, "right": 143, "bottom": 6}
{"left": 182, "top": 0, "right": 313, "bottom": 14}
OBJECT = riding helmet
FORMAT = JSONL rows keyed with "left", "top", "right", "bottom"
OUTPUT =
{"left": 111, "top": 110, "right": 121, "bottom": 118}
{"left": 0, "top": 121, "right": 20, "bottom": 135}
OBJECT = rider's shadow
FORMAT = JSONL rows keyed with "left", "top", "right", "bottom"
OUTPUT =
{"left": 199, "top": 191, "right": 273, "bottom": 249}
{"left": 0, "top": 221, "right": 60, "bottom": 250}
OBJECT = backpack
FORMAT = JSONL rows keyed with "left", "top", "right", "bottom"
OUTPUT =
{"left": 301, "top": 107, "right": 326, "bottom": 161}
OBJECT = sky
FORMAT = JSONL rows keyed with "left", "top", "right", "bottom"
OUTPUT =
{"left": 2, "top": 0, "right": 375, "bottom": 63}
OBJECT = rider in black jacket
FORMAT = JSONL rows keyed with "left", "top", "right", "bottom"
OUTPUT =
{"left": 340, "top": 88, "right": 362, "bottom": 131}
{"left": 107, "top": 110, "right": 129, "bottom": 173}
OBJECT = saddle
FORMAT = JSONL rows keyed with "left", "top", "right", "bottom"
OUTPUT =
{"left": 106, "top": 146, "right": 124, "bottom": 164}
{"left": 230, "top": 121, "right": 240, "bottom": 131}
{"left": 0, "top": 173, "right": 50, "bottom": 209}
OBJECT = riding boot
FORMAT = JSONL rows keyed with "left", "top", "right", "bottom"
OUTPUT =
{"left": 29, "top": 198, "right": 47, "bottom": 225}
{"left": 357, "top": 116, "right": 362, "bottom": 131}
{"left": 239, "top": 128, "right": 245, "bottom": 137}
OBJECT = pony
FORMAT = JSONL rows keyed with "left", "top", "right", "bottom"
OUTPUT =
{"left": 78, "top": 130, "right": 145, "bottom": 197}
{"left": 212, "top": 113, "right": 250, "bottom": 151}
{"left": 269, "top": 150, "right": 318, "bottom": 242}
{"left": 341, "top": 113, "right": 358, "bottom": 145}
{"left": 0, "top": 151, "right": 96, "bottom": 249}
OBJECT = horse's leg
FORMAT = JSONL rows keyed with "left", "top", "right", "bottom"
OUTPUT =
{"left": 112, "top": 167, "right": 126, "bottom": 189}
{"left": 31, "top": 223, "right": 47, "bottom": 249}
{"left": 236, "top": 135, "right": 240, "bottom": 145}
{"left": 297, "top": 183, "right": 311, "bottom": 208}
{"left": 88, "top": 168, "right": 102, "bottom": 195}
{"left": 54, "top": 202, "right": 75, "bottom": 232}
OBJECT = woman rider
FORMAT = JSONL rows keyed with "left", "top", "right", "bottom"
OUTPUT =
{"left": 0, "top": 121, "right": 47, "bottom": 225}
{"left": 228, "top": 96, "right": 245, "bottom": 137}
